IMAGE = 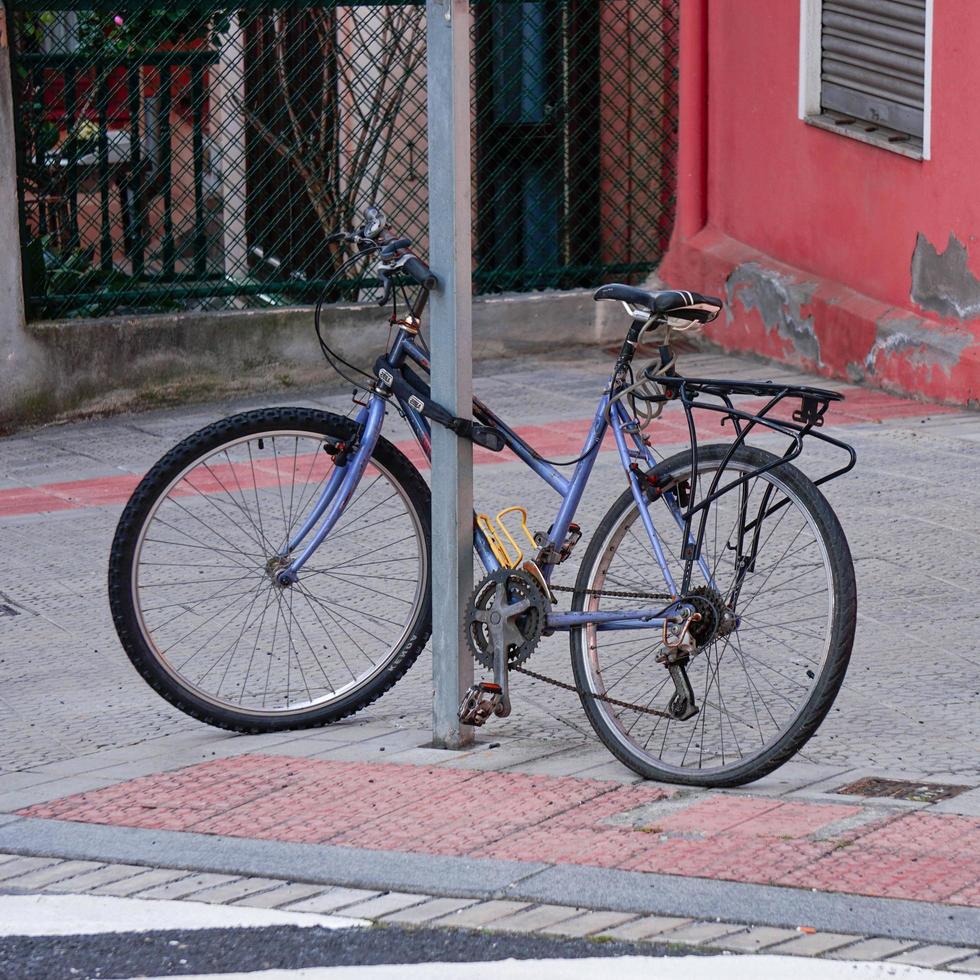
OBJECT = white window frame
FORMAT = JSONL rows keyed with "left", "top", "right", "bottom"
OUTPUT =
{"left": 798, "top": 0, "right": 933, "bottom": 160}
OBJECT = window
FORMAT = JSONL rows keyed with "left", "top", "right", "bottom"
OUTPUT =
{"left": 799, "top": 0, "right": 933, "bottom": 158}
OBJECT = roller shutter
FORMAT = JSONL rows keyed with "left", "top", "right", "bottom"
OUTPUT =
{"left": 821, "top": 0, "right": 927, "bottom": 138}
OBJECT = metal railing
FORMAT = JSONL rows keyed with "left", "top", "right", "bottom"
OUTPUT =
{"left": 9, "top": 2, "right": 678, "bottom": 320}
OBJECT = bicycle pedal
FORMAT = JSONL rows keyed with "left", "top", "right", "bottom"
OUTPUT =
{"left": 458, "top": 682, "right": 505, "bottom": 727}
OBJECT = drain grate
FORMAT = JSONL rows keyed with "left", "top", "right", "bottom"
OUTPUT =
{"left": 837, "top": 776, "right": 971, "bottom": 804}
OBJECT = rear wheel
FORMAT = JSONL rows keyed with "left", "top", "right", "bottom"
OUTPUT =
{"left": 570, "top": 444, "right": 856, "bottom": 787}
{"left": 109, "top": 407, "right": 431, "bottom": 732}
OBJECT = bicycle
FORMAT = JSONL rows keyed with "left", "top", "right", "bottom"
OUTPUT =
{"left": 108, "top": 207, "right": 857, "bottom": 788}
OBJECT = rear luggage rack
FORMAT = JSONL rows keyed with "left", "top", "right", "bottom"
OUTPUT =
{"left": 643, "top": 374, "right": 857, "bottom": 588}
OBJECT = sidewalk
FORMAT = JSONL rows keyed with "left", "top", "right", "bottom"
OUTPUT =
{"left": 1, "top": 346, "right": 979, "bottom": 970}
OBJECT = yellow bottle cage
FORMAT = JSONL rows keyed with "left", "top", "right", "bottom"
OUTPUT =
{"left": 476, "top": 506, "right": 537, "bottom": 569}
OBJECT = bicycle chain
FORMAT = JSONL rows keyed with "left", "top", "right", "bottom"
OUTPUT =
{"left": 511, "top": 664, "right": 676, "bottom": 720}
{"left": 511, "top": 583, "right": 679, "bottom": 721}
{"left": 549, "top": 584, "right": 673, "bottom": 601}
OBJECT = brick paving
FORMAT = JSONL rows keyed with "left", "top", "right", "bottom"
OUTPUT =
{"left": 19, "top": 752, "right": 980, "bottom": 907}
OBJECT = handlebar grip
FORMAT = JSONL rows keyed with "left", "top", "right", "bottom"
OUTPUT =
{"left": 403, "top": 256, "right": 437, "bottom": 290}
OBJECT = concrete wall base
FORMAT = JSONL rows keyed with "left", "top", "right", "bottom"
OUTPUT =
{"left": 4, "top": 289, "right": 618, "bottom": 430}
{"left": 660, "top": 228, "right": 980, "bottom": 408}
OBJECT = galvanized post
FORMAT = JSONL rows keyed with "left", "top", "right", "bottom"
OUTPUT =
{"left": 426, "top": 0, "right": 474, "bottom": 748}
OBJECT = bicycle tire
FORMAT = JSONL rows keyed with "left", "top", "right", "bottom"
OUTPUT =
{"left": 108, "top": 407, "right": 432, "bottom": 733}
{"left": 569, "top": 443, "right": 856, "bottom": 787}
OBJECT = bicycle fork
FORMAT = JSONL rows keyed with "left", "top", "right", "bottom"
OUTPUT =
{"left": 273, "top": 396, "right": 386, "bottom": 586}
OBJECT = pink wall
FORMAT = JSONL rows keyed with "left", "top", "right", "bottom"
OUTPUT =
{"left": 705, "top": 0, "right": 980, "bottom": 311}
{"left": 660, "top": 0, "right": 980, "bottom": 406}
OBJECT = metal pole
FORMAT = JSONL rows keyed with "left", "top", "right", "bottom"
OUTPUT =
{"left": 426, "top": 0, "right": 474, "bottom": 748}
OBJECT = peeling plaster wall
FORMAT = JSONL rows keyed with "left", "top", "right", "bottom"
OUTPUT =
{"left": 725, "top": 263, "right": 820, "bottom": 367}
{"left": 911, "top": 234, "right": 980, "bottom": 321}
{"left": 662, "top": 228, "right": 979, "bottom": 407}
{"left": 696, "top": 0, "right": 980, "bottom": 314}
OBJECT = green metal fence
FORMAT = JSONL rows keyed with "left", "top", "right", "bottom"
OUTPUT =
{"left": 9, "top": 1, "right": 678, "bottom": 320}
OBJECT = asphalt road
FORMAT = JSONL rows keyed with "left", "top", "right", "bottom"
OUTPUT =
{"left": 0, "top": 923, "right": 691, "bottom": 980}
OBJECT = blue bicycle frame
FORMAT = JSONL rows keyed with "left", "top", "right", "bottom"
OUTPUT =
{"left": 276, "top": 322, "right": 714, "bottom": 634}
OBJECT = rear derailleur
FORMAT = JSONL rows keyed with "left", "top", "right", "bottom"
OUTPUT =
{"left": 458, "top": 568, "right": 548, "bottom": 726}
{"left": 658, "top": 615, "right": 701, "bottom": 721}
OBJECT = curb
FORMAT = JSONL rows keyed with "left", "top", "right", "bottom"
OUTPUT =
{"left": 1, "top": 817, "right": 978, "bottom": 950}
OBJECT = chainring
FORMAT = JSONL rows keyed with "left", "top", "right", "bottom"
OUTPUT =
{"left": 466, "top": 568, "right": 549, "bottom": 670}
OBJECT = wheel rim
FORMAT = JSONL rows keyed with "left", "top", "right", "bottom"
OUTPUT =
{"left": 578, "top": 457, "right": 836, "bottom": 778}
{"left": 131, "top": 429, "right": 426, "bottom": 716}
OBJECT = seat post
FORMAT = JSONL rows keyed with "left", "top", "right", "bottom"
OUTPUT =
{"left": 614, "top": 315, "right": 655, "bottom": 377}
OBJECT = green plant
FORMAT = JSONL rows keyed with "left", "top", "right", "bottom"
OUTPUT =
{"left": 24, "top": 235, "right": 182, "bottom": 318}
{"left": 73, "top": 7, "right": 234, "bottom": 57}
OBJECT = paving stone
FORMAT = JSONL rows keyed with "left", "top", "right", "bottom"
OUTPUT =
{"left": 89, "top": 868, "right": 192, "bottom": 896}
{"left": 5, "top": 349, "right": 980, "bottom": 920}
{"left": 133, "top": 873, "right": 241, "bottom": 901}
{"left": 890, "top": 945, "right": 980, "bottom": 968}
{"left": 661, "top": 921, "right": 748, "bottom": 946}
{"left": 825, "top": 937, "right": 920, "bottom": 960}
{"left": 429, "top": 900, "right": 530, "bottom": 929}
{"left": 44, "top": 864, "right": 149, "bottom": 893}
{"left": 1, "top": 860, "right": 104, "bottom": 890}
{"left": 0, "top": 856, "right": 64, "bottom": 882}
{"left": 540, "top": 911, "right": 639, "bottom": 938}
{"left": 186, "top": 877, "right": 287, "bottom": 905}
{"left": 381, "top": 897, "right": 479, "bottom": 925}
{"left": 949, "top": 956, "right": 980, "bottom": 974}
{"left": 334, "top": 892, "right": 429, "bottom": 919}
{"left": 231, "top": 883, "right": 326, "bottom": 909}
{"left": 600, "top": 916, "right": 694, "bottom": 942}
{"left": 715, "top": 926, "right": 800, "bottom": 952}
{"left": 281, "top": 887, "right": 380, "bottom": 914}
{"left": 484, "top": 904, "right": 585, "bottom": 934}
{"left": 768, "top": 932, "right": 862, "bottom": 957}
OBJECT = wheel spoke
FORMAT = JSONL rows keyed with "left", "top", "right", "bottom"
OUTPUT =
{"left": 573, "top": 449, "right": 846, "bottom": 783}
{"left": 125, "top": 422, "right": 427, "bottom": 719}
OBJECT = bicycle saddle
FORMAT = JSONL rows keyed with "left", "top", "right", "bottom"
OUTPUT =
{"left": 594, "top": 283, "right": 723, "bottom": 323}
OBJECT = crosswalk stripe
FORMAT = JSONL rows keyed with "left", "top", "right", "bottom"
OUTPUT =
{"left": 0, "top": 893, "right": 367, "bottom": 937}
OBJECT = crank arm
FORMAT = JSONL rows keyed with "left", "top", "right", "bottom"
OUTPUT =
{"left": 493, "top": 644, "right": 512, "bottom": 718}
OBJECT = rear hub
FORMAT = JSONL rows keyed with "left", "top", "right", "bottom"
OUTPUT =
{"left": 683, "top": 585, "right": 736, "bottom": 647}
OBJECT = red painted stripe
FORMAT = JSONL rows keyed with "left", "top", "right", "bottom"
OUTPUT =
{"left": 0, "top": 386, "right": 955, "bottom": 518}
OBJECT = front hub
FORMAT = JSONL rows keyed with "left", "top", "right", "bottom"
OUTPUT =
{"left": 265, "top": 555, "right": 295, "bottom": 588}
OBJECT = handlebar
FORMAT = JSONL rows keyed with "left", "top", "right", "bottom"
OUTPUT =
{"left": 380, "top": 237, "right": 412, "bottom": 257}
{"left": 332, "top": 206, "right": 437, "bottom": 292}
{"left": 402, "top": 256, "right": 437, "bottom": 290}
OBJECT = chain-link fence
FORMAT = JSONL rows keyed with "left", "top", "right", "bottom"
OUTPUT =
{"left": 9, "top": 1, "right": 678, "bottom": 320}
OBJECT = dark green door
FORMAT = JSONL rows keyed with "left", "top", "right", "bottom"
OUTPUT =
{"left": 474, "top": 1, "right": 599, "bottom": 292}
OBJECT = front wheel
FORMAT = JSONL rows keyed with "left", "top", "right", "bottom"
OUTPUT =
{"left": 570, "top": 444, "right": 856, "bottom": 787}
{"left": 109, "top": 407, "right": 432, "bottom": 732}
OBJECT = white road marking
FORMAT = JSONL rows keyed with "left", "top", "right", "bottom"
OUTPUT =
{"left": 0, "top": 893, "right": 367, "bottom": 937}
{"left": 143, "top": 955, "right": 946, "bottom": 980}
